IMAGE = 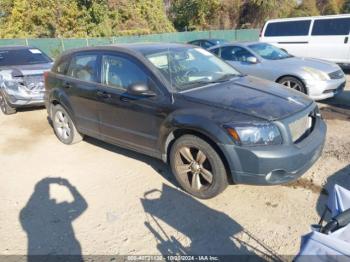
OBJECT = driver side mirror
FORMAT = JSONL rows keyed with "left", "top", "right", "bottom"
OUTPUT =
{"left": 246, "top": 56, "right": 258, "bottom": 64}
{"left": 127, "top": 83, "right": 156, "bottom": 97}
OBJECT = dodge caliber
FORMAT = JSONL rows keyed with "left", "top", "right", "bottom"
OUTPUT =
{"left": 0, "top": 46, "right": 53, "bottom": 114}
{"left": 45, "top": 44, "right": 326, "bottom": 199}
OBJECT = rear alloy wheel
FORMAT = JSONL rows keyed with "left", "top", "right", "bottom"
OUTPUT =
{"left": 52, "top": 104, "right": 83, "bottom": 145}
{"left": 170, "top": 135, "right": 228, "bottom": 199}
{"left": 278, "top": 76, "right": 306, "bottom": 94}
{"left": 0, "top": 92, "right": 16, "bottom": 115}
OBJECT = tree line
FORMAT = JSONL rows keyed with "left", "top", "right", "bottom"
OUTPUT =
{"left": 0, "top": 0, "right": 349, "bottom": 38}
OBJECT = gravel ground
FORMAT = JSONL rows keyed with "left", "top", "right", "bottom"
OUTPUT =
{"left": 0, "top": 77, "right": 350, "bottom": 259}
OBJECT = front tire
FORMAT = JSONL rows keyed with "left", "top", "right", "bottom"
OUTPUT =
{"left": 278, "top": 76, "right": 307, "bottom": 94}
{"left": 170, "top": 135, "right": 228, "bottom": 199}
{"left": 0, "top": 92, "right": 16, "bottom": 115}
{"left": 52, "top": 104, "right": 83, "bottom": 145}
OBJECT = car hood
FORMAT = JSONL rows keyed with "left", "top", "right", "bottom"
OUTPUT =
{"left": 181, "top": 76, "right": 313, "bottom": 121}
{"left": 266, "top": 57, "right": 340, "bottom": 74}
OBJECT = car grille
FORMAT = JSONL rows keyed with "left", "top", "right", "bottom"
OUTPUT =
{"left": 289, "top": 114, "right": 313, "bottom": 143}
{"left": 329, "top": 70, "right": 345, "bottom": 80}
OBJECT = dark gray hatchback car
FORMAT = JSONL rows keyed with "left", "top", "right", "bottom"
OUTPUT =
{"left": 45, "top": 43, "right": 326, "bottom": 199}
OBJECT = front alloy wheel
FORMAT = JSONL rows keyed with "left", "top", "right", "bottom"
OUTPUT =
{"left": 174, "top": 146, "right": 213, "bottom": 191}
{"left": 278, "top": 76, "right": 306, "bottom": 94}
{"left": 170, "top": 135, "right": 228, "bottom": 199}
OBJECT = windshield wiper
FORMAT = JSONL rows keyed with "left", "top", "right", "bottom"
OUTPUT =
{"left": 179, "top": 73, "right": 240, "bottom": 90}
{"left": 211, "top": 73, "right": 240, "bottom": 83}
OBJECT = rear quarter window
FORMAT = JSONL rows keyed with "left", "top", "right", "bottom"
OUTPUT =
{"left": 312, "top": 18, "right": 350, "bottom": 36}
{"left": 53, "top": 56, "right": 70, "bottom": 75}
{"left": 264, "top": 20, "right": 311, "bottom": 37}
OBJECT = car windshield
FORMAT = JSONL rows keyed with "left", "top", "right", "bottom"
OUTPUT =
{"left": 248, "top": 43, "right": 292, "bottom": 60}
{"left": 144, "top": 47, "right": 240, "bottom": 91}
{"left": 0, "top": 48, "right": 52, "bottom": 66}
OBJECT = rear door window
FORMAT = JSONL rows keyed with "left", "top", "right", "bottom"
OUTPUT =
{"left": 67, "top": 54, "right": 99, "bottom": 83}
{"left": 312, "top": 18, "right": 350, "bottom": 36}
{"left": 265, "top": 20, "right": 311, "bottom": 37}
{"left": 101, "top": 54, "right": 149, "bottom": 91}
{"left": 54, "top": 57, "right": 70, "bottom": 75}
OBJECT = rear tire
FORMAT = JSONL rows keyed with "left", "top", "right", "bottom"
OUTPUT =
{"left": 0, "top": 92, "right": 16, "bottom": 115}
{"left": 278, "top": 76, "right": 307, "bottom": 94}
{"left": 170, "top": 135, "right": 228, "bottom": 199}
{"left": 52, "top": 104, "right": 83, "bottom": 145}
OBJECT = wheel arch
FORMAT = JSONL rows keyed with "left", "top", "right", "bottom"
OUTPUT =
{"left": 48, "top": 89, "right": 75, "bottom": 121}
{"left": 164, "top": 128, "right": 234, "bottom": 184}
{"left": 275, "top": 75, "right": 309, "bottom": 95}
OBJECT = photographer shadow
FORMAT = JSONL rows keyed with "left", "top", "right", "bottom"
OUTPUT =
{"left": 19, "top": 178, "right": 88, "bottom": 262}
{"left": 141, "top": 184, "right": 281, "bottom": 261}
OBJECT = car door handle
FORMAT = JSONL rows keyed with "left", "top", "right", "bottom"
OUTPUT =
{"left": 97, "top": 91, "right": 111, "bottom": 99}
{"left": 345, "top": 37, "right": 349, "bottom": 44}
{"left": 63, "top": 82, "right": 72, "bottom": 89}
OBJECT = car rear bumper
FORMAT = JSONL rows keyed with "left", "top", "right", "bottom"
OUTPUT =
{"left": 305, "top": 78, "right": 346, "bottom": 101}
{"left": 2, "top": 89, "right": 45, "bottom": 108}
{"left": 219, "top": 116, "right": 326, "bottom": 185}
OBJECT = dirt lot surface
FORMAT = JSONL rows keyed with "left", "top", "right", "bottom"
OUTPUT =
{"left": 1, "top": 78, "right": 350, "bottom": 259}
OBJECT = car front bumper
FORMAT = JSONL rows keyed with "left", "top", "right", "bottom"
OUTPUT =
{"left": 219, "top": 116, "right": 326, "bottom": 185}
{"left": 305, "top": 77, "right": 346, "bottom": 100}
{"left": 2, "top": 88, "right": 45, "bottom": 108}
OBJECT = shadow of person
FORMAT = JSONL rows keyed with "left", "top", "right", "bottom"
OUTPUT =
{"left": 316, "top": 164, "right": 350, "bottom": 221}
{"left": 20, "top": 178, "right": 88, "bottom": 262}
{"left": 141, "top": 184, "right": 279, "bottom": 260}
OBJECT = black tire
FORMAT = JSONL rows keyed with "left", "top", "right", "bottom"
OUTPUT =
{"left": 278, "top": 76, "right": 307, "bottom": 94}
{"left": 0, "top": 91, "right": 16, "bottom": 115}
{"left": 52, "top": 104, "right": 83, "bottom": 145}
{"left": 170, "top": 135, "right": 228, "bottom": 199}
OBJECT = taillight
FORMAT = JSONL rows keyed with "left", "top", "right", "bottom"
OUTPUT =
{"left": 43, "top": 71, "right": 49, "bottom": 82}
{"left": 43, "top": 71, "right": 49, "bottom": 90}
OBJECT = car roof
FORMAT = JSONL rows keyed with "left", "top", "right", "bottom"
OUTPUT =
{"left": 208, "top": 41, "right": 261, "bottom": 49}
{"left": 189, "top": 39, "right": 226, "bottom": 43}
{"left": 60, "top": 42, "right": 194, "bottom": 57}
{"left": 266, "top": 13, "right": 350, "bottom": 23}
{"left": 0, "top": 45, "right": 36, "bottom": 51}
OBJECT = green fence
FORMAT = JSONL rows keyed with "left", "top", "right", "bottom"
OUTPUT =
{"left": 0, "top": 29, "right": 259, "bottom": 58}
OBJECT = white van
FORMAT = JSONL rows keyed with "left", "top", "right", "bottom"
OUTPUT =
{"left": 260, "top": 14, "right": 350, "bottom": 65}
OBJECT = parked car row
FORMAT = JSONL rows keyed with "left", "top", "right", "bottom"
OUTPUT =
{"left": 1, "top": 23, "right": 344, "bottom": 198}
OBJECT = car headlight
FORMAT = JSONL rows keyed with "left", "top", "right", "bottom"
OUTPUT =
{"left": 302, "top": 67, "right": 329, "bottom": 81}
{"left": 225, "top": 123, "right": 282, "bottom": 146}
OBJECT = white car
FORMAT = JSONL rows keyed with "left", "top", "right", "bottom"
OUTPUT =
{"left": 260, "top": 14, "right": 350, "bottom": 66}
